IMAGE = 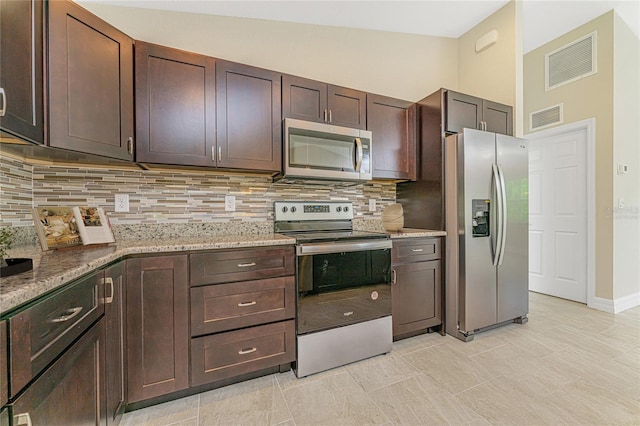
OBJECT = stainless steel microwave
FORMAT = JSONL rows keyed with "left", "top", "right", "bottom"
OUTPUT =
{"left": 283, "top": 118, "right": 372, "bottom": 182}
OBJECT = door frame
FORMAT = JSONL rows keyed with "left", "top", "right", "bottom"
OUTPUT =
{"left": 525, "top": 118, "right": 596, "bottom": 308}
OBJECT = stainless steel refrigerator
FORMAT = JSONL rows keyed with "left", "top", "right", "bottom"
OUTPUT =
{"left": 445, "top": 128, "right": 528, "bottom": 341}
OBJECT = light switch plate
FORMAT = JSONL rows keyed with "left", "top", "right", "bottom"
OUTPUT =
{"left": 369, "top": 199, "right": 376, "bottom": 212}
{"left": 225, "top": 195, "right": 236, "bottom": 212}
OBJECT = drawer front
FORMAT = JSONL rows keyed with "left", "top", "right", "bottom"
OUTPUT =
{"left": 190, "top": 246, "right": 295, "bottom": 286}
{"left": 191, "top": 276, "right": 295, "bottom": 336}
{"left": 9, "top": 270, "right": 104, "bottom": 396}
{"left": 393, "top": 238, "right": 441, "bottom": 264}
{"left": 191, "top": 320, "right": 295, "bottom": 386}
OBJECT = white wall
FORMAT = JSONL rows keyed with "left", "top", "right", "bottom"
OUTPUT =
{"left": 79, "top": 3, "right": 459, "bottom": 102}
{"left": 613, "top": 12, "right": 640, "bottom": 304}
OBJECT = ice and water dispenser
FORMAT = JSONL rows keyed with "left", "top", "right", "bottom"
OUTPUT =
{"left": 472, "top": 199, "right": 490, "bottom": 237}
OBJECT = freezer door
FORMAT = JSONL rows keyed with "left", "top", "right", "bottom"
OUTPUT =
{"left": 458, "top": 129, "right": 498, "bottom": 332}
{"left": 496, "top": 134, "right": 529, "bottom": 322}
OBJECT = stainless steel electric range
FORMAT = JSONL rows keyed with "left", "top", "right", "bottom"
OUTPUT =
{"left": 274, "top": 201, "right": 393, "bottom": 377}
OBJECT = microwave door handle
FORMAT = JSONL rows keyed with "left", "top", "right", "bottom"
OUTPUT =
{"left": 354, "top": 137, "right": 363, "bottom": 172}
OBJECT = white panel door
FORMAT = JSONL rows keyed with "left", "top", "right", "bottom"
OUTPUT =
{"left": 528, "top": 128, "right": 587, "bottom": 302}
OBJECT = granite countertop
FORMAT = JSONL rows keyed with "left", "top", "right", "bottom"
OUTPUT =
{"left": 387, "top": 228, "right": 447, "bottom": 238}
{"left": 0, "top": 227, "right": 445, "bottom": 316}
{"left": 0, "top": 234, "right": 296, "bottom": 315}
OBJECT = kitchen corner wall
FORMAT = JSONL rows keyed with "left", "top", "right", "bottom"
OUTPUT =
{"left": 457, "top": 0, "right": 520, "bottom": 135}
{"left": 78, "top": 2, "right": 458, "bottom": 103}
{"left": 0, "top": 154, "right": 396, "bottom": 243}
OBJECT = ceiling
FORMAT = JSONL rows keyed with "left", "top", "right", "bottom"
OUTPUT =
{"left": 79, "top": 0, "right": 639, "bottom": 53}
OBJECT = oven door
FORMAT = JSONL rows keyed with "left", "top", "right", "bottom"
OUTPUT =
{"left": 296, "top": 239, "right": 392, "bottom": 335}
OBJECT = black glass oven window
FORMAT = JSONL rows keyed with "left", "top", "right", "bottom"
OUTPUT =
{"left": 311, "top": 249, "right": 390, "bottom": 292}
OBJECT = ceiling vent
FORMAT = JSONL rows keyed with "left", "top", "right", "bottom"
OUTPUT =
{"left": 530, "top": 103, "right": 563, "bottom": 131}
{"left": 545, "top": 32, "right": 597, "bottom": 91}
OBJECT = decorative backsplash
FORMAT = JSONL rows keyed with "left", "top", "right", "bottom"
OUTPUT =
{"left": 0, "top": 154, "right": 396, "bottom": 244}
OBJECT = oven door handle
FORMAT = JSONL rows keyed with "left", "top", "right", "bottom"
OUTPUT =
{"left": 296, "top": 239, "right": 392, "bottom": 255}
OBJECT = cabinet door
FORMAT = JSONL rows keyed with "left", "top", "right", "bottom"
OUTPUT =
{"left": 392, "top": 260, "right": 441, "bottom": 338}
{"left": 135, "top": 42, "right": 216, "bottom": 166}
{"left": 367, "top": 94, "right": 416, "bottom": 180}
{"left": 48, "top": 0, "right": 134, "bottom": 160}
{"left": 445, "top": 90, "right": 482, "bottom": 134}
{"left": 104, "top": 263, "right": 125, "bottom": 425}
{"left": 483, "top": 100, "right": 513, "bottom": 136}
{"left": 327, "top": 85, "right": 366, "bottom": 129}
{"left": 0, "top": 321, "right": 6, "bottom": 408}
{"left": 216, "top": 61, "right": 282, "bottom": 172}
{"left": 126, "top": 255, "right": 189, "bottom": 403}
{"left": 12, "top": 320, "right": 106, "bottom": 426}
{"left": 0, "top": 0, "right": 45, "bottom": 144}
{"left": 282, "top": 75, "right": 327, "bottom": 124}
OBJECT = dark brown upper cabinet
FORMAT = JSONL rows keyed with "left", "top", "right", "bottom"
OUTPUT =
{"left": 282, "top": 75, "right": 366, "bottom": 129}
{"left": 135, "top": 41, "right": 216, "bottom": 166}
{"left": 0, "top": 0, "right": 45, "bottom": 144}
{"left": 445, "top": 90, "right": 512, "bottom": 136}
{"left": 48, "top": 0, "right": 134, "bottom": 161}
{"left": 216, "top": 61, "right": 282, "bottom": 172}
{"left": 367, "top": 94, "right": 416, "bottom": 180}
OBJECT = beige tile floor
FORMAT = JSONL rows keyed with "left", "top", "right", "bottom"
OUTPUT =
{"left": 122, "top": 292, "right": 640, "bottom": 425}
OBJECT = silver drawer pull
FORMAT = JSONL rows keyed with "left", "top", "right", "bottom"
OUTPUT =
{"left": 49, "top": 306, "right": 83, "bottom": 323}
{"left": 237, "top": 262, "right": 256, "bottom": 268}
{"left": 410, "top": 248, "right": 424, "bottom": 252}
{"left": 14, "top": 413, "right": 32, "bottom": 426}
{"left": 343, "top": 311, "right": 354, "bottom": 317}
{"left": 238, "top": 347, "right": 257, "bottom": 355}
{"left": 237, "top": 301, "right": 257, "bottom": 307}
{"left": 103, "top": 277, "right": 114, "bottom": 304}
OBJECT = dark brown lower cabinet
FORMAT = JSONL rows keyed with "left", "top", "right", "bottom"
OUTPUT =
{"left": 0, "top": 321, "right": 7, "bottom": 409}
{"left": 392, "top": 238, "right": 443, "bottom": 339}
{"left": 392, "top": 261, "right": 441, "bottom": 337}
{"left": 11, "top": 320, "right": 106, "bottom": 425}
{"left": 0, "top": 407, "right": 8, "bottom": 426}
{"left": 191, "top": 320, "right": 295, "bottom": 386}
{"left": 126, "top": 255, "right": 189, "bottom": 403}
{"left": 104, "top": 263, "right": 125, "bottom": 424}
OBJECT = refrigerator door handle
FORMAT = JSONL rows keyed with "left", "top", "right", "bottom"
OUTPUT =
{"left": 492, "top": 164, "right": 503, "bottom": 266}
{"left": 497, "top": 164, "right": 508, "bottom": 265}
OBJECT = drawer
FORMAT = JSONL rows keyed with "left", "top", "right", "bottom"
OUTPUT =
{"left": 191, "top": 276, "right": 295, "bottom": 336}
{"left": 190, "top": 246, "right": 295, "bottom": 286}
{"left": 191, "top": 320, "right": 295, "bottom": 386}
{"left": 9, "top": 270, "right": 104, "bottom": 396}
{"left": 392, "top": 238, "right": 441, "bottom": 264}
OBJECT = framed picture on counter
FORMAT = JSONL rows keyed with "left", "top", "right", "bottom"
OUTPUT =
{"left": 32, "top": 206, "right": 115, "bottom": 251}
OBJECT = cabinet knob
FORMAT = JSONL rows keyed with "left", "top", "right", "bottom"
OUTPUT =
{"left": 392, "top": 269, "right": 397, "bottom": 285}
{"left": 127, "top": 137, "right": 134, "bottom": 155}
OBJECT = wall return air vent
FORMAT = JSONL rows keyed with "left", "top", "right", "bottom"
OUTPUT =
{"left": 530, "top": 104, "right": 563, "bottom": 131}
{"left": 545, "top": 32, "right": 597, "bottom": 91}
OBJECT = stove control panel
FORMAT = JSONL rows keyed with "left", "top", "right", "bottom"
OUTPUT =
{"left": 275, "top": 201, "right": 353, "bottom": 221}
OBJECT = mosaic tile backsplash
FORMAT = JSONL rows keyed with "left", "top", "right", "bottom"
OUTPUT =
{"left": 0, "top": 154, "right": 396, "bottom": 245}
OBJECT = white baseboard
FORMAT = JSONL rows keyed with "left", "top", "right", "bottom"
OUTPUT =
{"left": 589, "top": 292, "right": 640, "bottom": 314}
